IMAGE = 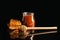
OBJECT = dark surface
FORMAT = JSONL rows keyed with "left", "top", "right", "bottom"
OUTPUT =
{"left": 0, "top": 0, "right": 59, "bottom": 40}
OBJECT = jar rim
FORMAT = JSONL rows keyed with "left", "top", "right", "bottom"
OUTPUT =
{"left": 23, "top": 12, "right": 34, "bottom": 15}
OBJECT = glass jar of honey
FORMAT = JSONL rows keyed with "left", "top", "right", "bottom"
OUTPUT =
{"left": 22, "top": 12, "right": 35, "bottom": 27}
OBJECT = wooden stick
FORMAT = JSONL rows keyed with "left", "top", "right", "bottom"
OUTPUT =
{"left": 27, "top": 27, "right": 57, "bottom": 30}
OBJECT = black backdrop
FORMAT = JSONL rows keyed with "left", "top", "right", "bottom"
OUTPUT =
{"left": 0, "top": 0, "right": 58, "bottom": 40}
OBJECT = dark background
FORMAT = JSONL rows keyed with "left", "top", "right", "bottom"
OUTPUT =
{"left": 0, "top": 0, "right": 59, "bottom": 40}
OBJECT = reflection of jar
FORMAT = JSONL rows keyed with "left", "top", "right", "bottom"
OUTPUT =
{"left": 22, "top": 12, "right": 35, "bottom": 27}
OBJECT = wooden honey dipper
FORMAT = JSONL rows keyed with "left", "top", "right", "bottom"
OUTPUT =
{"left": 9, "top": 25, "right": 57, "bottom": 31}
{"left": 18, "top": 25, "right": 57, "bottom": 32}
